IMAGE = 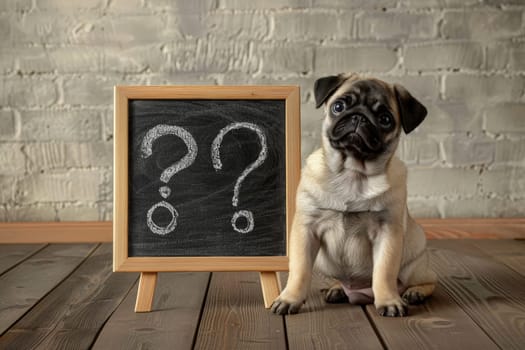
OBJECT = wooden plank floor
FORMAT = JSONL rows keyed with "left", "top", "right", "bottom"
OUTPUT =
{"left": 1, "top": 239, "right": 525, "bottom": 350}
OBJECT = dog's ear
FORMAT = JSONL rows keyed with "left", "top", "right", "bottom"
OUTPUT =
{"left": 314, "top": 75, "right": 346, "bottom": 108}
{"left": 394, "top": 84, "right": 428, "bottom": 134}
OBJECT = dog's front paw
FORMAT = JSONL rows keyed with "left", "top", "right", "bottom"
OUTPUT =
{"left": 375, "top": 297, "right": 408, "bottom": 317}
{"left": 271, "top": 293, "right": 305, "bottom": 315}
{"left": 271, "top": 298, "right": 303, "bottom": 315}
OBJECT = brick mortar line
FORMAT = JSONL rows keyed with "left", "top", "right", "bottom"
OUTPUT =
{"left": 4, "top": 69, "right": 525, "bottom": 79}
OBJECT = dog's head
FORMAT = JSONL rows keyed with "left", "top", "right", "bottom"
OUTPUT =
{"left": 314, "top": 73, "right": 427, "bottom": 170}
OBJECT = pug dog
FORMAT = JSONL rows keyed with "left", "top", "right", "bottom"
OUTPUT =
{"left": 271, "top": 73, "right": 436, "bottom": 317}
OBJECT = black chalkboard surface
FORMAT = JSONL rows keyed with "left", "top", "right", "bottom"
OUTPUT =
{"left": 128, "top": 99, "right": 286, "bottom": 257}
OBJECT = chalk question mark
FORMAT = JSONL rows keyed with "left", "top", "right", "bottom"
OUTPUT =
{"left": 141, "top": 124, "right": 198, "bottom": 236}
{"left": 211, "top": 122, "right": 267, "bottom": 234}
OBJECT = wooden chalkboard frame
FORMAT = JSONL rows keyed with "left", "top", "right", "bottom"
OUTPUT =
{"left": 113, "top": 86, "right": 301, "bottom": 311}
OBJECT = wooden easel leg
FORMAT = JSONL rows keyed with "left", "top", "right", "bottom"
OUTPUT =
{"left": 259, "top": 271, "right": 281, "bottom": 309}
{"left": 135, "top": 272, "right": 158, "bottom": 313}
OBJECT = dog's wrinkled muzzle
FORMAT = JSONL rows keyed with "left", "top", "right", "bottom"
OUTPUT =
{"left": 329, "top": 114, "right": 382, "bottom": 157}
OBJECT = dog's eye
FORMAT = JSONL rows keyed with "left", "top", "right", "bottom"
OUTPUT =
{"left": 379, "top": 114, "right": 393, "bottom": 128}
{"left": 331, "top": 100, "right": 346, "bottom": 115}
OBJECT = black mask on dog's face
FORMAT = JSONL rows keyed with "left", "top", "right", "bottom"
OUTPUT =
{"left": 314, "top": 74, "right": 427, "bottom": 161}
{"left": 327, "top": 80, "right": 396, "bottom": 160}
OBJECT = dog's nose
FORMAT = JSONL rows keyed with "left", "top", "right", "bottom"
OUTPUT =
{"left": 350, "top": 114, "right": 367, "bottom": 126}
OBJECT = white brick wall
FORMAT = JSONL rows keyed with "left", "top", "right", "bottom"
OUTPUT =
{"left": 0, "top": 0, "right": 524, "bottom": 221}
{"left": 404, "top": 42, "right": 484, "bottom": 71}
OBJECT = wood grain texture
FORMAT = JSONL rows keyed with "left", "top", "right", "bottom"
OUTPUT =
{"left": 364, "top": 285, "right": 499, "bottom": 349}
{"left": 135, "top": 272, "right": 158, "bottom": 312}
{"left": 92, "top": 272, "right": 211, "bottom": 350}
{"left": 0, "top": 244, "right": 45, "bottom": 275}
{"left": 114, "top": 85, "right": 130, "bottom": 271}
{"left": 0, "top": 240, "right": 524, "bottom": 349}
{"left": 420, "top": 218, "right": 525, "bottom": 225}
{"left": 282, "top": 272, "right": 383, "bottom": 350}
{"left": 421, "top": 218, "right": 525, "bottom": 239}
{"left": 0, "top": 244, "right": 97, "bottom": 335}
{"left": 115, "top": 256, "right": 289, "bottom": 272}
{"left": 428, "top": 240, "right": 525, "bottom": 350}
{"left": 471, "top": 239, "right": 525, "bottom": 277}
{"left": 194, "top": 272, "right": 286, "bottom": 350}
{"left": 116, "top": 85, "right": 299, "bottom": 100}
{"left": 10, "top": 245, "right": 137, "bottom": 350}
{"left": 285, "top": 86, "right": 301, "bottom": 255}
{"left": 0, "top": 244, "right": 137, "bottom": 349}
{"left": 259, "top": 272, "right": 281, "bottom": 309}
{"left": 0, "top": 222, "right": 112, "bottom": 243}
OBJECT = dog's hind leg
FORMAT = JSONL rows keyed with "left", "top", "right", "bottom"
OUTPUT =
{"left": 321, "top": 282, "right": 348, "bottom": 304}
{"left": 402, "top": 283, "right": 435, "bottom": 305}
{"left": 399, "top": 252, "right": 436, "bottom": 305}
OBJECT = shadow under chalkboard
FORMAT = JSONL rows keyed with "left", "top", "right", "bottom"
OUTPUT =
{"left": 127, "top": 99, "right": 286, "bottom": 257}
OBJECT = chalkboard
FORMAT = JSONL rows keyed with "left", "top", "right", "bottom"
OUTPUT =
{"left": 129, "top": 99, "right": 286, "bottom": 256}
{"left": 114, "top": 86, "right": 300, "bottom": 273}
